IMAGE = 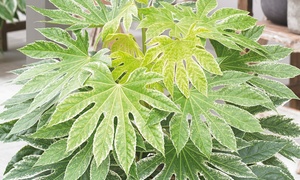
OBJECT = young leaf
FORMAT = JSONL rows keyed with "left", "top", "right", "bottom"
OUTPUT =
{"left": 111, "top": 51, "right": 143, "bottom": 82}
{"left": 145, "top": 32, "right": 221, "bottom": 97}
{"left": 238, "top": 140, "right": 286, "bottom": 164}
{"left": 138, "top": 6, "right": 189, "bottom": 40}
{"left": 100, "top": 0, "right": 138, "bottom": 39}
{"left": 47, "top": 63, "right": 179, "bottom": 174}
{"left": 104, "top": 33, "right": 143, "bottom": 57}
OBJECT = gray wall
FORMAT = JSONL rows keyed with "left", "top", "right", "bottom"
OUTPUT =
{"left": 26, "top": 0, "right": 57, "bottom": 63}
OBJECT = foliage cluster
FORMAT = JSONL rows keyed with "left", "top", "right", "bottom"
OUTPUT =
{"left": 1, "top": 0, "right": 300, "bottom": 179}
{"left": 0, "top": 0, "right": 25, "bottom": 25}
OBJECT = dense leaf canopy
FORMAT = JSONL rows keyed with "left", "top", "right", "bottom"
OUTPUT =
{"left": 1, "top": 0, "right": 300, "bottom": 179}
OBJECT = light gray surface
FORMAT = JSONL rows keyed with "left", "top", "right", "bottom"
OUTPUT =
{"left": 288, "top": 0, "right": 300, "bottom": 34}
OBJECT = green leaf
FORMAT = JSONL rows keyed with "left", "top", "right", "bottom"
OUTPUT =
{"left": 146, "top": 108, "right": 169, "bottom": 126}
{"left": 169, "top": 114, "right": 190, "bottom": 154}
{"left": 196, "top": 0, "right": 217, "bottom": 19}
{"left": 90, "top": 156, "right": 110, "bottom": 180}
{"left": 64, "top": 140, "right": 93, "bottom": 180}
{"left": 111, "top": 51, "right": 143, "bottom": 83}
{"left": 260, "top": 115, "right": 300, "bottom": 137}
{"left": 173, "top": 83, "right": 263, "bottom": 153}
{"left": 242, "top": 25, "right": 264, "bottom": 41}
{"left": 48, "top": 64, "right": 179, "bottom": 174}
{"left": 263, "top": 157, "right": 294, "bottom": 180}
{"left": 3, "top": 155, "right": 52, "bottom": 180}
{"left": 20, "top": 137, "right": 54, "bottom": 150}
{"left": 8, "top": 98, "right": 56, "bottom": 135}
{"left": 5, "top": 0, "right": 17, "bottom": 15}
{"left": 249, "top": 76, "right": 298, "bottom": 99}
{"left": 101, "top": 0, "right": 138, "bottom": 39}
{"left": 0, "top": 101, "right": 31, "bottom": 123}
{"left": 244, "top": 133, "right": 300, "bottom": 160}
{"left": 138, "top": 140, "right": 233, "bottom": 179}
{"left": 31, "top": 120, "right": 74, "bottom": 139}
{"left": 138, "top": 6, "right": 189, "bottom": 39}
{"left": 209, "top": 153, "right": 256, "bottom": 178}
{"left": 0, "top": 2, "right": 13, "bottom": 21}
{"left": 0, "top": 120, "right": 16, "bottom": 141}
{"left": 208, "top": 71, "right": 252, "bottom": 87}
{"left": 31, "top": 0, "right": 106, "bottom": 28}
{"left": 145, "top": 32, "right": 221, "bottom": 97}
{"left": 17, "top": 0, "right": 26, "bottom": 12}
{"left": 238, "top": 140, "right": 286, "bottom": 164}
{"left": 18, "top": 29, "right": 111, "bottom": 113}
{"left": 243, "top": 63, "right": 300, "bottom": 79}
{"left": 207, "top": 115, "right": 237, "bottom": 151}
{"left": 105, "top": 33, "right": 143, "bottom": 57}
{"left": 190, "top": 114, "right": 212, "bottom": 158}
{"left": 249, "top": 165, "right": 291, "bottom": 180}
{"left": 216, "top": 14, "right": 256, "bottom": 31}
{"left": 34, "top": 139, "right": 73, "bottom": 166}
{"left": 4, "top": 145, "right": 43, "bottom": 175}
{"left": 106, "top": 170, "right": 122, "bottom": 180}
{"left": 137, "top": 154, "right": 163, "bottom": 180}
{"left": 211, "top": 85, "right": 274, "bottom": 108}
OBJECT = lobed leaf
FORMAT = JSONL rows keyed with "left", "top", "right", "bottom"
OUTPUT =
{"left": 145, "top": 33, "right": 221, "bottom": 97}
{"left": 137, "top": 140, "right": 253, "bottom": 179}
{"left": 47, "top": 63, "right": 179, "bottom": 175}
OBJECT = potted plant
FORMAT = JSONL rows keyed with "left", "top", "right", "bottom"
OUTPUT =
{"left": 261, "top": 0, "right": 287, "bottom": 26}
{"left": 1, "top": 0, "right": 300, "bottom": 179}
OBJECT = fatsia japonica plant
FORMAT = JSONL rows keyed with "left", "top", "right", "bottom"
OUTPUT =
{"left": 1, "top": 0, "right": 300, "bottom": 179}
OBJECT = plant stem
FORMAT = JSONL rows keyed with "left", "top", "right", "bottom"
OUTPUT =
{"left": 141, "top": 27, "right": 147, "bottom": 54}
